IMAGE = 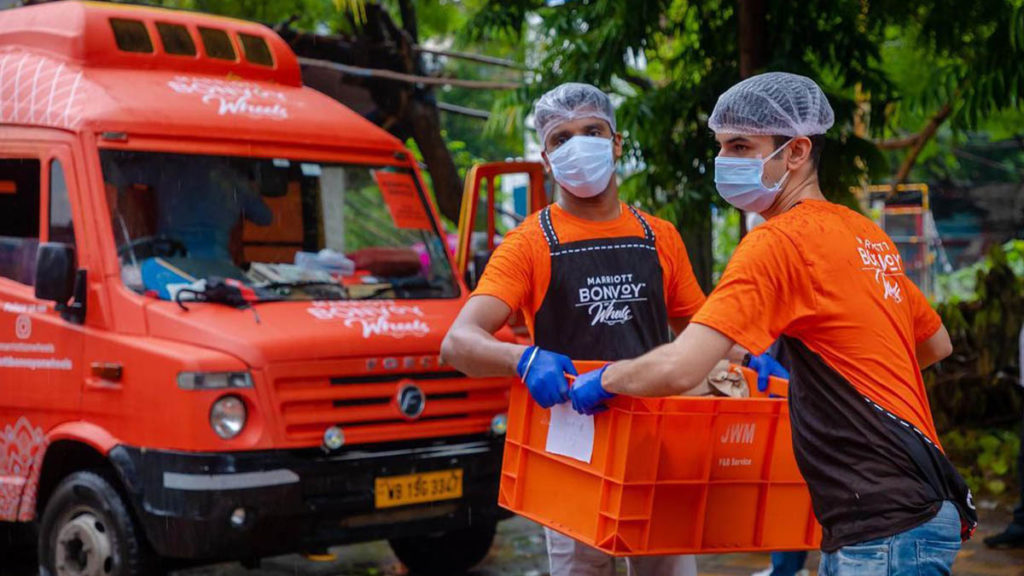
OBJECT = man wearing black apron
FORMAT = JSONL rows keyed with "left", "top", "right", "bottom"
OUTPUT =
{"left": 442, "top": 83, "right": 707, "bottom": 575}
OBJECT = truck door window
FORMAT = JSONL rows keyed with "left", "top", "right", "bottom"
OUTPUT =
{"left": 0, "top": 159, "right": 41, "bottom": 285}
{"left": 99, "top": 151, "right": 458, "bottom": 301}
{"left": 49, "top": 160, "right": 75, "bottom": 247}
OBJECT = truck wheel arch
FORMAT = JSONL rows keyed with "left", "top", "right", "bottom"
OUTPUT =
{"left": 31, "top": 423, "right": 124, "bottom": 520}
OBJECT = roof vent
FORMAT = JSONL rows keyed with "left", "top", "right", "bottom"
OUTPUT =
{"left": 110, "top": 18, "right": 153, "bottom": 53}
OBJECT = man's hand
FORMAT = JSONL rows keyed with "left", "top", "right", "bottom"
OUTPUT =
{"left": 517, "top": 347, "right": 577, "bottom": 408}
{"left": 569, "top": 364, "right": 615, "bottom": 415}
{"left": 745, "top": 353, "right": 789, "bottom": 392}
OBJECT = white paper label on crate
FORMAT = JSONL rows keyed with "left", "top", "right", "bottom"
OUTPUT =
{"left": 545, "top": 403, "right": 595, "bottom": 463}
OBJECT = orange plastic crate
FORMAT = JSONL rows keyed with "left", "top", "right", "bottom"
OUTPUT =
{"left": 498, "top": 362, "right": 821, "bottom": 556}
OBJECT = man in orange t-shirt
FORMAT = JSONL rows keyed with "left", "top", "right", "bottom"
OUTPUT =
{"left": 442, "top": 83, "right": 704, "bottom": 576}
{"left": 569, "top": 73, "right": 977, "bottom": 576}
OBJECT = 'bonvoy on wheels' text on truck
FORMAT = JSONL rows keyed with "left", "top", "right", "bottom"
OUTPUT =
{"left": 0, "top": 2, "right": 516, "bottom": 574}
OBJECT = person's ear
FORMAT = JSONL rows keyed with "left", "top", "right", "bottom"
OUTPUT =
{"left": 541, "top": 149, "right": 552, "bottom": 174}
{"left": 786, "top": 136, "right": 812, "bottom": 171}
{"left": 612, "top": 133, "right": 624, "bottom": 161}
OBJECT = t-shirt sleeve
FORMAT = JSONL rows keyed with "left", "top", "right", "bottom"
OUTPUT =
{"left": 692, "top": 226, "right": 816, "bottom": 355}
{"left": 657, "top": 224, "right": 706, "bottom": 318}
{"left": 471, "top": 224, "right": 534, "bottom": 312}
{"left": 906, "top": 279, "right": 942, "bottom": 343}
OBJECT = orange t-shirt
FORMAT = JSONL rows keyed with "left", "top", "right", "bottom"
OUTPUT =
{"left": 692, "top": 199, "right": 942, "bottom": 441}
{"left": 473, "top": 203, "right": 706, "bottom": 338}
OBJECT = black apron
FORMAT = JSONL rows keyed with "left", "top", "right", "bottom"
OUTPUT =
{"left": 532, "top": 205, "right": 671, "bottom": 361}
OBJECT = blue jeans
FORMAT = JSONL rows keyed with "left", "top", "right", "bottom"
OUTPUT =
{"left": 819, "top": 501, "right": 961, "bottom": 576}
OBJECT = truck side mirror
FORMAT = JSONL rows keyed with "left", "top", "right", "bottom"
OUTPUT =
{"left": 35, "top": 242, "right": 75, "bottom": 302}
{"left": 35, "top": 242, "right": 87, "bottom": 324}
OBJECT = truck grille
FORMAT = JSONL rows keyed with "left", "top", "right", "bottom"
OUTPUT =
{"left": 271, "top": 367, "right": 511, "bottom": 446}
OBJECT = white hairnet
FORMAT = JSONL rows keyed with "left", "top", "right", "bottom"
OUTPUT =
{"left": 533, "top": 83, "right": 616, "bottom": 144}
{"left": 708, "top": 72, "right": 835, "bottom": 137}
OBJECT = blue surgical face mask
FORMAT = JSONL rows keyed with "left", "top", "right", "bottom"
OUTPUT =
{"left": 713, "top": 138, "right": 793, "bottom": 213}
{"left": 546, "top": 136, "right": 615, "bottom": 198}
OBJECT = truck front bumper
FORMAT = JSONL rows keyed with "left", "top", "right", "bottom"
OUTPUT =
{"left": 108, "top": 434, "right": 509, "bottom": 560}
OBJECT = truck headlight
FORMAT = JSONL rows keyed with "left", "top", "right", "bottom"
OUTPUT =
{"left": 210, "top": 395, "right": 247, "bottom": 439}
{"left": 179, "top": 371, "right": 253, "bottom": 390}
{"left": 491, "top": 413, "right": 508, "bottom": 435}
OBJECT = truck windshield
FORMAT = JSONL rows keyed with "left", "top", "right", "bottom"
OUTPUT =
{"left": 100, "top": 150, "right": 458, "bottom": 302}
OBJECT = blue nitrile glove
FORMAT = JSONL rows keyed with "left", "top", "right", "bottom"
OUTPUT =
{"left": 745, "top": 353, "right": 789, "bottom": 392}
{"left": 517, "top": 346, "right": 577, "bottom": 409}
{"left": 569, "top": 364, "right": 615, "bottom": 415}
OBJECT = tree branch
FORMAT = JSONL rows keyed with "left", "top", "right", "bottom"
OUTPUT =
{"left": 893, "top": 102, "right": 953, "bottom": 186}
{"left": 436, "top": 101, "right": 491, "bottom": 120}
{"left": 621, "top": 71, "right": 654, "bottom": 91}
{"left": 875, "top": 134, "right": 923, "bottom": 150}
{"left": 414, "top": 45, "right": 526, "bottom": 70}
{"left": 297, "top": 57, "right": 521, "bottom": 90}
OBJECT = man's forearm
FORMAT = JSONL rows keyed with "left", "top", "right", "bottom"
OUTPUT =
{"left": 601, "top": 323, "right": 736, "bottom": 397}
{"left": 441, "top": 326, "right": 528, "bottom": 378}
{"left": 602, "top": 345, "right": 695, "bottom": 396}
{"left": 726, "top": 344, "right": 748, "bottom": 364}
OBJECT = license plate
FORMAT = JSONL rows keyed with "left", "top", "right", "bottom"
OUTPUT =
{"left": 374, "top": 469, "right": 463, "bottom": 509}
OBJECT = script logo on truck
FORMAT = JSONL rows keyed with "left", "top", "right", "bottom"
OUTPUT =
{"left": 307, "top": 302, "right": 431, "bottom": 339}
{"left": 167, "top": 76, "right": 289, "bottom": 120}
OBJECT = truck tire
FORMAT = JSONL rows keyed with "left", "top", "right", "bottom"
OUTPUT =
{"left": 389, "top": 522, "right": 497, "bottom": 576}
{"left": 38, "top": 471, "right": 161, "bottom": 576}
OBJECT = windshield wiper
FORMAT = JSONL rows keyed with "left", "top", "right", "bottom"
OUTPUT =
{"left": 356, "top": 277, "right": 447, "bottom": 300}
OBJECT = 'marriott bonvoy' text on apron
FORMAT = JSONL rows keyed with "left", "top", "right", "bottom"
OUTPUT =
{"left": 533, "top": 206, "right": 670, "bottom": 361}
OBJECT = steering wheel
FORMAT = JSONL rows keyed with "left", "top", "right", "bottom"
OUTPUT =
{"left": 117, "top": 235, "right": 189, "bottom": 260}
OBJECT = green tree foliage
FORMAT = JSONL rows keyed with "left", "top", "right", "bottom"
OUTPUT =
{"left": 463, "top": 0, "right": 1024, "bottom": 286}
{"left": 875, "top": 1, "right": 1024, "bottom": 182}
{"left": 154, "top": 0, "right": 339, "bottom": 30}
{"left": 928, "top": 241, "right": 1021, "bottom": 505}
{"left": 928, "top": 241, "right": 1024, "bottom": 430}
{"left": 893, "top": 1, "right": 1024, "bottom": 134}
{"left": 464, "top": 0, "right": 899, "bottom": 287}
{"left": 942, "top": 428, "right": 1020, "bottom": 497}
{"left": 137, "top": 0, "right": 1024, "bottom": 278}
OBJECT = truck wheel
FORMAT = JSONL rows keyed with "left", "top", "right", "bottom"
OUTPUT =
{"left": 38, "top": 471, "right": 160, "bottom": 576}
{"left": 389, "top": 522, "right": 497, "bottom": 576}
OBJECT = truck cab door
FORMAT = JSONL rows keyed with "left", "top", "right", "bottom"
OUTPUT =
{"left": 454, "top": 162, "right": 547, "bottom": 341}
{"left": 0, "top": 143, "right": 85, "bottom": 521}
{"left": 454, "top": 161, "right": 547, "bottom": 291}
